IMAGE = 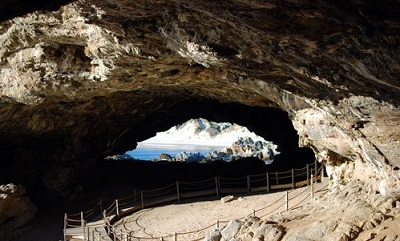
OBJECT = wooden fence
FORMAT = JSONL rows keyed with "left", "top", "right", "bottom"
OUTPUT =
{"left": 64, "top": 162, "right": 325, "bottom": 241}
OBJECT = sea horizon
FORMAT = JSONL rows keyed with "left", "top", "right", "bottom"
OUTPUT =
{"left": 127, "top": 144, "right": 227, "bottom": 160}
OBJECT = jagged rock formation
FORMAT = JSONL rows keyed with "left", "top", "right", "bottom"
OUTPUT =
{"left": 204, "top": 180, "right": 400, "bottom": 241}
{"left": 0, "top": 0, "right": 399, "bottom": 202}
{"left": 0, "top": 184, "right": 37, "bottom": 241}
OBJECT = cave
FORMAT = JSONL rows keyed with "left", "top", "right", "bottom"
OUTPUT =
{"left": 1, "top": 0, "right": 400, "bottom": 240}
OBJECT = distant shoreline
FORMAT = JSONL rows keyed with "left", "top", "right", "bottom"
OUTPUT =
{"left": 137, "top": 143, "right": 229, "bottom": 149}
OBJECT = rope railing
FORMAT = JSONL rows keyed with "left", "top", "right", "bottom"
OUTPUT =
{"left": 64, "top": 161, "right": 326, "bottom": 241}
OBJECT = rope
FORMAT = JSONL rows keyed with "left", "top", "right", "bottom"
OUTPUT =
{"left": 259, "top": 201, "right": 286, "bottom": 218}
{"left": 180, "top": 182, "right": 215, "bottom": 190}
{"left": 65, "top": 162, "right": 326, "bottom": 241}
{"left": 288, "top": 185, "right": 311, "bottom": 201}
{"left": 119, "top": 192, "right": 140, "bottom": 202}
{"left": 179, "top": 177, "right": 215, "bottom": 185}
{"left": 219, "top": 176, "right": 247, "bottom": 181}
{"left": 220, "top": 180, "right": 247, "bottom": 185}
{"left": 254, "top": 192, "right": 287, "bottom": 213}
{"left": 176, "top": 222, "right": 216, "bottom": 235}
{"left": 142, "top": 183, "right": 176, "bottom": 193}
{"left": 142, "top": 186, "right": 176, "bottom": 198}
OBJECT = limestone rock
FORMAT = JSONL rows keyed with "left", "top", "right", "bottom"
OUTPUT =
{"left": 0, "top": 184, "right": 37, "bottom": 241}
{"left": 221, "top": 220, "right": 242, "bottom": 241}
{"left": 285, "top": 220, "right": 361, "bottom": 241}
{"left": 0, "top": 0, "right": 399, "bottom": 203}
{"left": 204, "top": 229, "right": 222, "bottom": 241}
{"left": 252, "top": 223, "right": 285, "bottom": 241}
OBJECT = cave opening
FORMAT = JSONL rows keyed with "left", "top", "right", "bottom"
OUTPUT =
{"left": 87, "top": 99, "right": 316, "bottom": 201}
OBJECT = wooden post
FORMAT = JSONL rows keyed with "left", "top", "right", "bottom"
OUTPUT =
{"left": 285, "top": 191, "right": 289, "bottom": 211}
{"left": 83, "top": 220, "right": 86, "bottom": 241}
{"left": 314, "top": 159, "right": 318, "bottom": 177}
{"left": 320, "top": 165, "right": 324, "bottom": 182}
{"left": 215, "top": 176, "right": 220, "bottom": 196}
{"left": 81, "top": 211, "right": 84, "bottom": 227}
{"left": 176, "top": 181, "right": 180, "bottom": 202}
{"left": 247, "top": 176, "right": 251, "bottom": 193}
{"left": 216, "top": 220, "right": 220, "bottom": 229}
{"left": 174, "top": 232, "right": 177, "bottom": 241}
{"left": 253, "top": 209, "right": 256, "bottom": 217}
{"left": 63, "top": 213, "right": 67, "bottom": 241}
{"left": 311, "top": 174, "right": 314, "bottom": 199}
{"left": 103, "top": 210, "right": 110, "bottom": 235}
{"left": 306, "top": 164, "right": 310, "bottom": 185}
{"left": 266, "top": 172, "right": 270, "bottom": 192}
{"left": 116, "top": 199, "right": 120, "bottom": 217}
{"left": 275, "top": 171, "right": 279, "bottom": 185}
{"left": 291, "top": 169, "right": 295, "bottom": 189}
{"left": 141, "top": 191, "right": 144, "bottom": 209}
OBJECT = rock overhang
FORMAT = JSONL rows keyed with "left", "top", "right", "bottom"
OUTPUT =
{"left": 0, "top": 0, "right": 399, "bottom": 198}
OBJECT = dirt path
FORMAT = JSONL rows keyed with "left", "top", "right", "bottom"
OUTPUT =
{"left": 114, "top": 180, "right": 328, "bottom": 240}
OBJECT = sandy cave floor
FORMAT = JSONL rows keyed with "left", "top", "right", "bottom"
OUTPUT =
{"left": 113, "top": 180, "right": 329, "bottom": 241}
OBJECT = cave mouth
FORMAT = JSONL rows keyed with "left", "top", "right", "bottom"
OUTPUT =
{"left": 88, "top": 99, "right": 316, "bottom": 201}
{"left": 112, "top": 98, "right": 315, "bottom": 167}
{"left": 125, "top": 117, "right": 280, "bottom": 163}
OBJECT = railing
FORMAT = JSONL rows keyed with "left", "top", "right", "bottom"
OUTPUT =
{"left": 64, "top": 162, "right": 326, "bottom": 241}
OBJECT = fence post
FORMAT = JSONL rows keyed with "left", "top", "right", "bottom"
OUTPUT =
{"left": 275, "top": 171, "right": 279, "bottom": 185}
{"left": 285, "top": 191, "right": 289, "bottom": 211}
{"left": 320, "top": 165, "right": 324, "bottom": 182}
{"left": 216, "top": 220, "right": 220, "bottom": 229}
{"left": 83, "top": 220, "right": 86, "bottom": 241}
{"left": 176, "top": 181, "right": 180, "bottom": 202}
{"left": 141, "top": 191, "right": 144, "bottom": 209}
{"left": 103, "top": 210, "right": 110, "bottom": 235}
{"left": 174, "top": 232, "right": 177, "bottom": 241}
{"left": 314, "top": 159, "right": 318, "bottom": 177}
{"left": 291, "top": 169, "right": 295, "bottom": 189}
{"left": 116, "top": 199, "right": 120, "bottom": 217}
{"left": 306, "top": 164, "right": 310, "bottom": 185}
{"left": 247, "top": 176, "right": 251, "bottom": 193}
{"left": 253, "top": 209, "right": 256, "bottom": 217}
{"left": 266, "top": 172, "right": 270, "bottom": 192}
{"left": 311, "top": 174, "right": 314, "bottom": 199}
{"left": 81, "top": 211, "right": 84, "bottom": 227}
{"left": 215, "top": 176, "right": 220, "bottom": 196}
{"left": 63, "top": 213, "right": 67, "bottom": 241}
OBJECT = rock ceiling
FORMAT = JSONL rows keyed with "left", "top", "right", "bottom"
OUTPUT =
{"left": 0, "top": 0, "right": 399, "bottom": 198}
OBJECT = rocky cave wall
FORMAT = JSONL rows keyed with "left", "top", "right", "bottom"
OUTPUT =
{"left": 0, "top": 0, "right": 399, "bottom": 199}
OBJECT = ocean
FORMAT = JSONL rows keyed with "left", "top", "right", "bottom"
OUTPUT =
{"left": 127, "top": 144, "right": 226, "bottom": 160}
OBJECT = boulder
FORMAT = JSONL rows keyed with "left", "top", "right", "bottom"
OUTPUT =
{"left": 204, "top": 229, "right": 222, "bottom": 241}
{"left": 0, "top": 184, "right": 37, "bottom": 241}
{"left": 221, "top": 220, "right": 242, "bottom": 241}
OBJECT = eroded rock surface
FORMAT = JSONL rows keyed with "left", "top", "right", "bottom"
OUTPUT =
{"left": 0, "top": 0, "right": 399, "bottom": 200}
{"left": 203, "top": 181, "right": 400, "bottom": 241}
{"left": 0, "top": 184, "right": 37, "bottom": 241}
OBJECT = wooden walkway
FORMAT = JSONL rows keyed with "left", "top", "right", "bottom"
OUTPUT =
{"left": 64, "top": 219, "right": 112, "bottom": 241}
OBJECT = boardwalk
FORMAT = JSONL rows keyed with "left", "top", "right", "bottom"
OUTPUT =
{"left": 64, "top": 219, "right": 111, "bottom": 241}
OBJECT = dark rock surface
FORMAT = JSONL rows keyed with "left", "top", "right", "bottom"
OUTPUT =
{"left": 0, "top": 0, "right": 399, "bottom": 200}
